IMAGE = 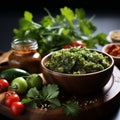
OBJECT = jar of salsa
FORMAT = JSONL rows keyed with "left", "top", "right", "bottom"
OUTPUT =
{"left": 8, "top": 39, "right": 41, "bottom": 73}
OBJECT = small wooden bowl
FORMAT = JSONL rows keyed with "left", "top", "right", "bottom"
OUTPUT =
{"left": 108, "top": 30, "right": 120, "bottom": 43}
{"left": 41, "top": 50, "right": 114, "bottom": 96}
{"left": 102, "top": 43, "right": 120, "bottom": 68}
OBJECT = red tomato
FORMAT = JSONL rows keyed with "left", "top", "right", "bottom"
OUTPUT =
{"left": 63, "top": 45, "right": 72, "bottom": 49}
{"left": 5, "top": 93, "right": 20, "bottom": 107}
{"left": 5, "top": 90, "right": 16, "bottom": 98}
{"left": 0, "top": 79, "right": 9, "bottom": 92}
{"left": 72, "top": 40, "right": 85, "bottom": 47}
{"left": 10, "top": 102, "right": 24, "bottom": 116}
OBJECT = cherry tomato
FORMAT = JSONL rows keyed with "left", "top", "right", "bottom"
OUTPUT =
{"left": 5, "top": 93, "right": 20, "bottom": 107}
{"left": 5, "top": 90, "right": 16, "bottom": 98}
{"left": 63, "top": 45, "right": 72, "bottom": 49}
{"left": 72, "top": 40, "right": 85, "bottom": 47}
{"left": 0, "top": 79, "right": 9, "bottom": 92}
{"left": 10, "top": 102, "right": 24, "bottom": 116}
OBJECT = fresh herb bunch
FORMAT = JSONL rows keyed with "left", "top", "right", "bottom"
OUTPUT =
{"left": 13, "top": 6, "right": 108, "bottom": 57}
{"left": 21, "top": 84, "right": 80, "bottom": 116}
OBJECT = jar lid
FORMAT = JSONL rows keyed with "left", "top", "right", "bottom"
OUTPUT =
{"left": 11, "top": 38, "right": 38, "bottom": 50}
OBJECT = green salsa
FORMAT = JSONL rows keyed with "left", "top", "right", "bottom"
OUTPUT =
{"left": 45, "top": 47, "right": 111, "bottom": 74}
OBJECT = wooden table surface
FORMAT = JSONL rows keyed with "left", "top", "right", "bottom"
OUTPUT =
{"left": 0, "top": 51, "right": 119, "bottom": 120}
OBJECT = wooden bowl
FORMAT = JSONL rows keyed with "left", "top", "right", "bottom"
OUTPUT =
{"left": 102, "top": 43, "right": 120, "bottom": 68}
{"left": 41, "top": 49, "right": 114, "bottom": 96}
{"left": 109, "top": 30, "right": 120, "bottom": 43}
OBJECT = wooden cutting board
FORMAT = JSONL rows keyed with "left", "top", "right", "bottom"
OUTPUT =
{"left": 0, "top": 50, "right": 12, "bottom": 72}
{"left": 0, "top": 51, "right": 120, "bottom": 120}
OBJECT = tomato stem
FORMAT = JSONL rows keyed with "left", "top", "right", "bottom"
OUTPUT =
{"left": 8, "top": 84, "right": 18, "bottom": 91}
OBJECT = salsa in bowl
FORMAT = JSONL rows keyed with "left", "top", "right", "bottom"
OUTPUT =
{"left": 41, "top": 47, "right": 114, "bottom": 95}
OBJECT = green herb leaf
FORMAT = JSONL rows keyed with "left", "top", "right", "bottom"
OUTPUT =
{"left": 48, "top": 98, "right": 61, "bottom": 109}
{"left": 63, "top": 100, "right": 80, "bottom": 117}
{"left": 41, "top": 84, "right": 59, "bottom": 101}
{"left": 80, "top": 19, "right": 96, "bottom": 35}
{"left": 13, "top": 6, "right": 107, "bottom": 57}
{"left": 93, "top": 33, "right": 108, "bottom": 45}
{"left": 40, "top": 16, "right": 54, "bottom": 27}
{"left": 21, "top": 98, "right": 38, "bottom": 108}
{"left": 75, "top": 8, "right": 86, "bottom": 20}
{"left": 24, "top": 11, "right": 33, "bottom": 22}
{"left": 26, "top": 87, "right": 40, "bottom": 98}
{"left": 60, "top": 6, "right": 74, "bottom": 23}
{"left": 21, "top": 98, "right": 32, "bottom": 104}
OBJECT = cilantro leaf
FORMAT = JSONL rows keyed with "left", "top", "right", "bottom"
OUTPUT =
{"left": 62, "top": 100, "right": 80, "bottom": 117}
{"left": 21, "top": 98, "right": 32, "bottom": 104}
{"left": 26, "top": 87, "right": 40, "bottom": 98}
{"left": 60, "top": 6, "right": 74, "bottom": 23}
{"left": 40, "top": 16, "right": 54, "bottom": 27}
{"left": 80, "top": 19, "right": 96, "bottom": 35}
{"left": 93, "top": 33, "right": 108, "bottom": 45}
{"left": 48, "top": 98, "right": 61, "bottom": 109}
{"left": 13, "top": 6, "right": 107, "bottom": 60}
{"left": 21, "top": 84, "right": 61, "bottom": 109}
{"left": 75, "top": 8, "right": 86, "bottom": 20}
{"left": 21, "top": 98, "right": 38, "bottom": 108}
{"left": 21, "top": 84, "right": 81, "bottom": 116}
{"left": 41, "top": 84, "right": 59, "bottom": 101}
{"left": 24, "top": 11, "right": 33, "bottom": 22}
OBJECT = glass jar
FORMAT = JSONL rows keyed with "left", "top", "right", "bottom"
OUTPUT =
{"left": 8, "top": 39, "right": 41, "bottom": 73}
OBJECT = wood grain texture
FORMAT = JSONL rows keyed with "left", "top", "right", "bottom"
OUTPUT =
{"left": 0, "top": 50, "right": 12, "bottom": 72}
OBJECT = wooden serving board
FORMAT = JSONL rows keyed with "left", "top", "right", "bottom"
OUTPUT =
{"left": 0, "top": 51, "right": 120, "bottom": 120}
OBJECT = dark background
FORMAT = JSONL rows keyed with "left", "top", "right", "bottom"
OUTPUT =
{"left": 0, "top": 0, "right": 120, "bottom": 51}
{"left": 0, "top": 1, "right": 120, "bottom": 120}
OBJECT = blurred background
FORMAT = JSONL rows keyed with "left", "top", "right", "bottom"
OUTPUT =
{"left": 0, "top": 0, "right": 120, "bottom": 51}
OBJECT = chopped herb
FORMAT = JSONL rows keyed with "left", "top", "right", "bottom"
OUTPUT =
{"left": 45, "top": 47, "right": 110, "bottom": 74}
